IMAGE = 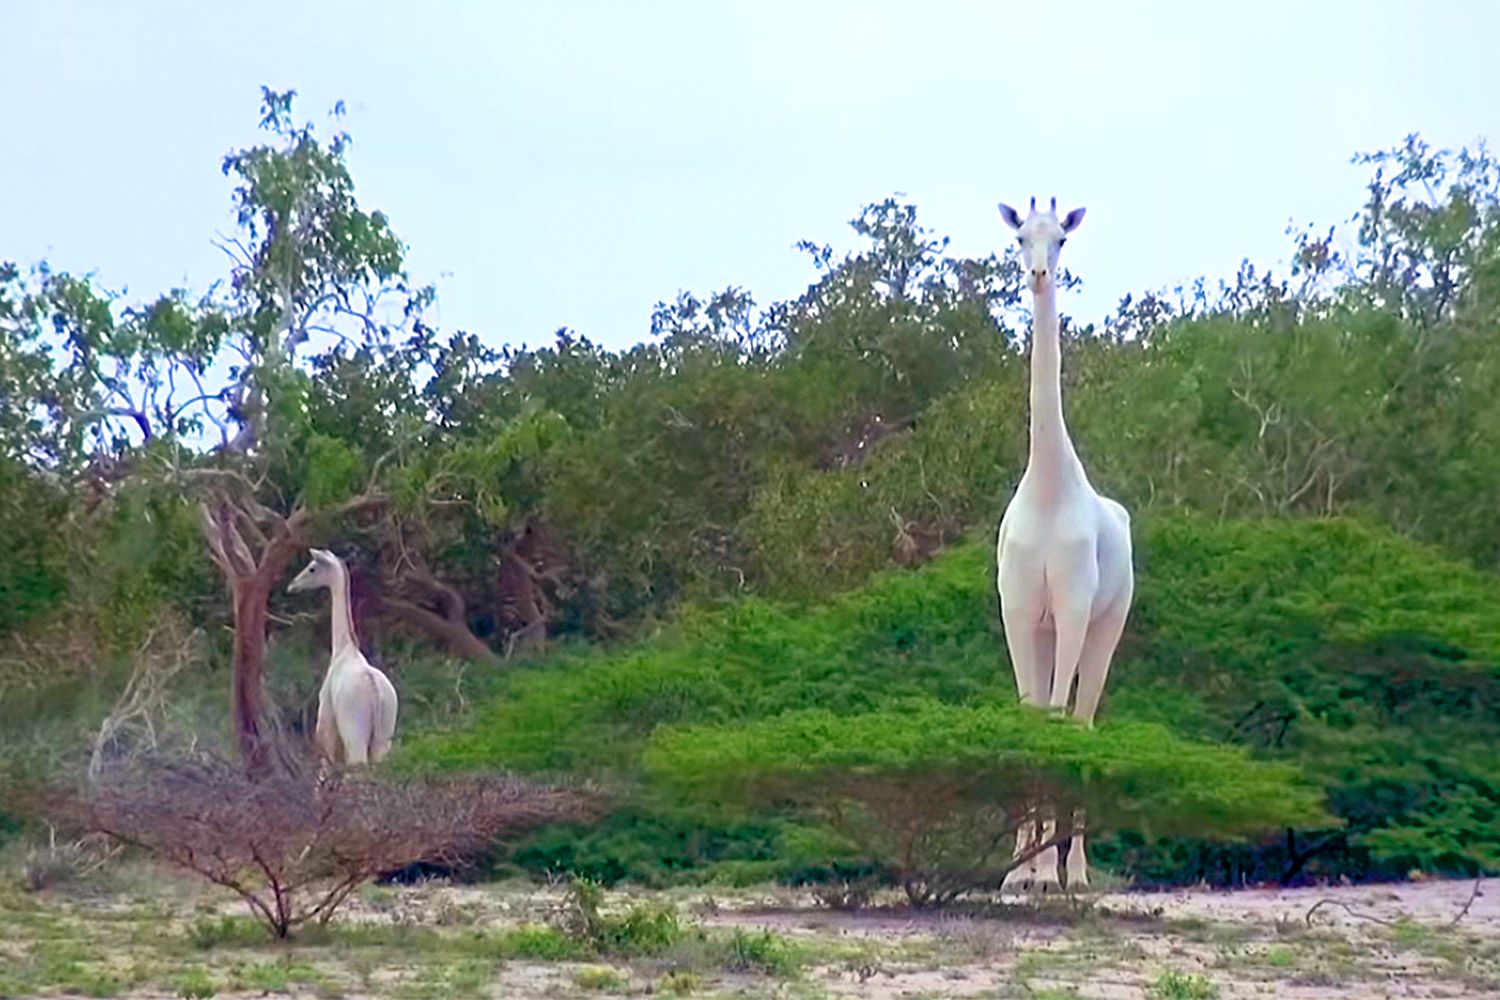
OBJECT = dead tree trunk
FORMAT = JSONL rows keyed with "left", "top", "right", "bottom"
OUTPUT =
{"left": 374, "top": 595, "right": 499, "bottom": 664}
{"left": 199, "top": 501, "right": 312, "bottom": 775}
{"left": 367, "top": 562, "right": 500, "bottom": 664}
{"left": 494, "top": 517, "right": 575, "bottom": 658}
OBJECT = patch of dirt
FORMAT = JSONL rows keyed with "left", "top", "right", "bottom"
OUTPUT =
{"left": 7, "top": 870, "right": 1498, "bottom": 999}
{"left": 1106, "top": 877, "right": 1498, "bottom": 932}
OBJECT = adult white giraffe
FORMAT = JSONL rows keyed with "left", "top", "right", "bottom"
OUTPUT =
{"left": 995, "top": 197, "right": 1134, "bottom": 892}
{"left": 288, "top": 548, "right": 398, "bottom": 766}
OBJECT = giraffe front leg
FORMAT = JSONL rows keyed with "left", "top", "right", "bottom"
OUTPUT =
{"left": 1065, "top": 808, "right": 1090, "bottom": 889}
{"left": 1003, "top": 806, "right": 1063, "bottom": 895}
{"left": 1030, "top": 812, "right": 1063, "bottom": 894}
{"left": 1049, "top": 602, "right": 1094, "bottom": 714}
{"left": 1002, "top": 814, "right": 1039, "bottom": 893}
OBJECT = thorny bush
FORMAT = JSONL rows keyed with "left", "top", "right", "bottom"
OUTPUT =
{"left": 46, "top": 750, "right": 598, "bottom": 937}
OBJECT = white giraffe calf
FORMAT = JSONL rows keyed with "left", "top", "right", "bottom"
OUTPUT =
{"left": 288, "top": 548, "right": 398, "bottom": 766}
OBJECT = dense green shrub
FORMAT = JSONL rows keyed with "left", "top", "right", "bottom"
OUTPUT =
{"left": 408, "top": 513, "right": 1500, "bottom": 885}
{"left": 401, "top": 540, "right": 1005, "bottom": 775}
{"left": 1119, "top": 516, "right": 1500, "bottom": 879}
{"left": 644, "top": 702, "right": 1327, "bottom": 904}
{"left": 0, "top": 468, "right": 67, "bottom": 640}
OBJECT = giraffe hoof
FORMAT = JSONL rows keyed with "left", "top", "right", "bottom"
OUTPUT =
{"left": 1001, "top": 872, "right": 1033, "bottom": 895}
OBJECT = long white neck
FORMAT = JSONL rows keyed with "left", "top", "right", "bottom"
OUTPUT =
{"left": 326, "top": 563, "right": 360, "bottom": 661}
{"left": 1026, "top": 281, "right": 1082, "bottom": 489}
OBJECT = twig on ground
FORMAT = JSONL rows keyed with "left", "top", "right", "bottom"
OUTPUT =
{"left": 1304, "top": 897, "right": 1400, "bottom": 928}
{"left": 1446, "top": 876, "right": 1484, "bottom": 929}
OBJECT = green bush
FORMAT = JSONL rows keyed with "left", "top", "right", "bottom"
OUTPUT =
{"left": 174, "top": 968, "right": 217, "bottom": 1000}
{"left": 572, "top": 966, "right": 628, "bottom": 992}
{"left": 644, "top": 701, "right": 1328, "bottom": 904}
{"left": 409, "top": 513, "right": 1500, "bottom": 886}
{"left": 553, "top": 877, "right": 683, "bottom": 956}
{"left": 1122, "top": 515, "right": 1500, "bottom": 879}
{"left": 722, "top": 929, "right": 805, "bottom": 977}
{"left": 402, "top": 540, "right": 1004, "bottom": 776}
{"left": 493, "top": 924, "right": 585, "bottom": 960}
{"left": 657, "top": 970, "right": 701, "bottom": 995}
{"left": 0, "top": 471, "right": 67, "bottom": 640}
{"left": 1149, "top": 970, "right": 1219, "bottom": 1000}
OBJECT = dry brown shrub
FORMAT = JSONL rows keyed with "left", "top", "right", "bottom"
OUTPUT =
{"left": 48, "top": 751, "right": 599, "bottom": 937}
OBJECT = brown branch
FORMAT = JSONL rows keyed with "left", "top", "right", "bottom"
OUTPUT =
{"left": 233, "top": 505, "right": 270, "bottom": 552}
{"left": 1446, "top": 875, "right": 1484, "bottom": 929}
{"left": 401, "top": 566, "right": 468, "bottom": 624}
{"left": 373, "top": 596, "right": 500, "bottom": 664}
{"left": 1305, "top": 897, "right": 1400, "bottom": 928}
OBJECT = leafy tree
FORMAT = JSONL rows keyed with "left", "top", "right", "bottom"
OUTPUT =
{"left": 644, "top": 702, "right": 1329, "bottom": 905}
{"left": 1344, "top": 134, "right": 1500, "bottom": 328}
{"left": 210, "top": 88, "right": 423, "bottom": 458}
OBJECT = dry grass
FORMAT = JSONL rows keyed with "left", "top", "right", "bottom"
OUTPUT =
{"left": 3, "top": 865, "right": 1499, "bottom": 998}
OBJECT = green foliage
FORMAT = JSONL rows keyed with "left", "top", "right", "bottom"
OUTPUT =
{"left": 300, "top": 433, "right": 365, "bottom": 507}
{"left": 189, "top": 916, "right": 268, "bottom": 951}
{"left": 1345, "top": 134, "right": 1500, "bottom": 327}
{"left": 573, "top": 966, "right": 627, "bottom": 992}
{"left": 1149, "top": 970, "right": 1219, "bottom": 1000}
{"left": 1359, "top": 789, "right": 1500, "bottom": 873}
{"left": 1122, "top": 516, "right": 1500, "bottom": 879}
{"left": 554, "top": 876, "right": 683, "bottom": 956}
{"left": 492, "top": 924, "right": 584, "bottom": 960}
{"left": 502, "top": 809, "right": 796, "bottom": 887}
{"left": 411, "top": 513, "right": 1500, "bottom": 884}
{"left": 656, "top": 970, "right": 701, "bottom": 995}
{"left": 745, "top": 367, "right": 1026, "bottom": 598}
{"left": 174, "top": 968, "right": 217, "bottom": 999}
{"left": 722, "top": 929, "right": 806, "bottom": 977}
{"left": 644, "top": 702, "right": 1327, "bottom": 836}
{"left": 643, "top": 702, "right": 1326, "bottom": 903}
{"left": 1133, "top": 515, "right": 1500, "bottom": 684}
{"left": 0, "top": 468, "right": 67, "bottom": 636}
{"left": 403, "top": 540, "right": 1005, "bottom": 775}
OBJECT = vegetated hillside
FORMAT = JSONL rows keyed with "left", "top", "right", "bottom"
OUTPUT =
{"left": 4, "top": 99, "right": 1499, "bottom": 889}
{"left": 406, "top": 514, "right": 1500, "bottom": 887}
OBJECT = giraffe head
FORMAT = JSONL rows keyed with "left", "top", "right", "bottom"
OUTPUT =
{"left": 288, "top": 547, "right": 345, "bottom": 593}
{"left": 997, "top": 196, "right": 1085, "bottom": 291}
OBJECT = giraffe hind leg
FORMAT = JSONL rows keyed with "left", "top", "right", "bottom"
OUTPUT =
{"left": 1065, "top": 808, "right": 1090, "bottom": 889}
{"left": 1073, "top": 601, "right": 1129, "bottom": 725}
{"left": 335, "top": 691, "right": 374, "bottom": 766}
{"left": 1001, "top": 603, "right": 1054, "bottom": 705}
{"left": 369, "top": 674, "right": 398, "bottom": 762}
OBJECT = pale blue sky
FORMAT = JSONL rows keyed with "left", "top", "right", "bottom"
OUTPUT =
{"left": 2, "top": 1, "right": 1497, "bottom": 350}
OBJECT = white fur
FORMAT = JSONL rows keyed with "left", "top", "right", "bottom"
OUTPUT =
{"left": 995, "top": 199, "right": 1133, "bottom": 892}
{"left": 289, "top": 548, "right": 398, "bottom": 766}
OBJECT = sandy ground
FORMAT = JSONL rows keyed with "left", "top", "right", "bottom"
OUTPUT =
{"left": 685, "top": 879, "right": 1498, "bottom": 998}
{"left": 6, "top": 874, "right": 1498, "bottom": 999}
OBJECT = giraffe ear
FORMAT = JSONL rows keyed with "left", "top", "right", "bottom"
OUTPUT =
{"left": 998, "top": 203, "right": 1023, "bottom": 230}
{"left": 1061, "top": 207, "right": 1086, "bottom": 232}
